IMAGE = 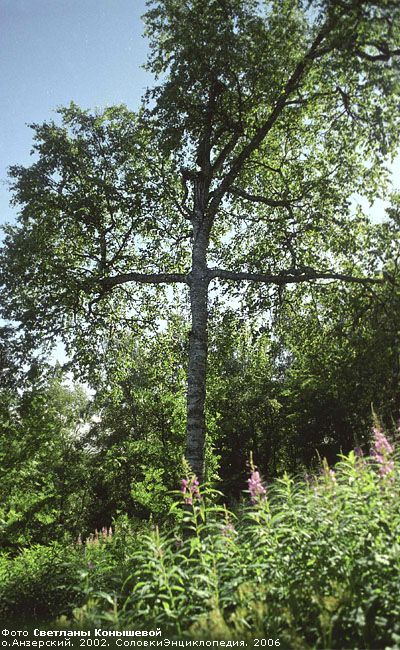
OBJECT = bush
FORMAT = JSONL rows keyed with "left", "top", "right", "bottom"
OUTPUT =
{"left": 2, "top": 426, "right": 400, "bottom": 649}
{"left": 0, "top": 517, "right": 146, "bottom": 624}
{"left": 74, "top": 427, "right": 400, "bottom": 648}
{"left": 0, "top": 542, "right": 82, "bottom": 623}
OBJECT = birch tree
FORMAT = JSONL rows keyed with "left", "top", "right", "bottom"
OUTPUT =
{"left": 1, "top": 0, "right": 400, "bottom": 478}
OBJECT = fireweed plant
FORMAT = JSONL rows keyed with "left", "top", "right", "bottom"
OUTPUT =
{"left": 1, "top": 426, "right": 399, "bottom": 648}
{"left": 66, "top": 425, "right": 400, "bottom": 647}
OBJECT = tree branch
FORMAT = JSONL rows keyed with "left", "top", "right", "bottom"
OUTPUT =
{"left": 355, "top": 42, "right": 400, "bottom": 62}
{"left": 211, "top": 132, "right": 241, "bottom": 175}
{"left": 207, "top": 267, "right": 383, "bottom": 286}
{"left": 208, "top": 13, "right": 341, "bottom": 216}
{"left": 229, "top": 186, "right": 291, "bottom": 208}
{"left": 102, "top": 271, "right": 188, "bottom": 289}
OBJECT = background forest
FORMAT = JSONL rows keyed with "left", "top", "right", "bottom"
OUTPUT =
{"left": 0, "top": 0, "right": 400, "bottom": 647}
{"left": 1, "top": 271, "right": 400, "bottom": 548}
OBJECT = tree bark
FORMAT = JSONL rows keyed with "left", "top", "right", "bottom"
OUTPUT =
{"left": 185, "top": 177, "right": 211, "bottom": 480}
{"left": 186, "top": 275, "right": 208, "bottom": 479}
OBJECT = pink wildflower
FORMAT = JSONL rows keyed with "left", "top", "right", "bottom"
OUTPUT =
{"left": 248, "top": 470, "right": 267, "bottom": 504}
{"left": 180, "top": 475, "right": 201, "bottom": 505}
{"left": 373, "top": 427, "right": 393, "bottom": 455}
{"left": 85, "top": 525, "right": 112, "bottom": 545}
{"left": 371, "top": 426, "right": 394, "bottom": 477}
{"left": 379, "top": 459, "right": 395, "bottom": 477}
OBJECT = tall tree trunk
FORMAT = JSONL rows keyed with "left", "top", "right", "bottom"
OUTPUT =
{"left": 186, "top": 275, "right": 208, "bottom": 479}
{"left": 185, "top": 177, "right": 210, "bottom": 479}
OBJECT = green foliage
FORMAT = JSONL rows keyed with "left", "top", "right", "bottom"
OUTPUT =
{"left": 69, "top": 433, "right": 400, "bottom": 648}
{"left": 0, "top": 3, "right": 399, "bottom": 638}
{"left": 205, "top": 208, "right": 400, "bottom": 480}
{"left": 79, "top": 322, "right": 187, "bottom": 525}
{"left": 1, "top": 0, "right": 399, "bottom": 422}
{"left": 207, "top": 313, "right": 284, "bottom": 493}
{"left": 0, "top": 542, "right": 81, "bottom": 623}
{"left": 0, "top": 517, "right": 147, "bottom": 625}
{"left": 0, "top": 103, "right": 186, "bottom": 376}
{"left": 131, "top": 468, "right": 174, "bottom": 516}
{"left": 0, "top": 366, "right": 91, "bottom": 549}
{"left": 1, "top": 423, "right": 399, "bottom": 647}
{"left": 272, "top": 216, "right": 400, "bottom": 465}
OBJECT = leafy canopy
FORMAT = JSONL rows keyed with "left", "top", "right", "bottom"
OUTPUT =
{"left": 1, "top": 0, "right": 399, "bottom": 374}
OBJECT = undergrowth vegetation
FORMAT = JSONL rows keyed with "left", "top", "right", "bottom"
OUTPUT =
{"left": 1, "top": 426, "right": 399, "bottom": 648}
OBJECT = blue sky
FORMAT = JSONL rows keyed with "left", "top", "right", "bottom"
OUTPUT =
{"left": 0, "top": 0, "right": 150, "bottom": 229}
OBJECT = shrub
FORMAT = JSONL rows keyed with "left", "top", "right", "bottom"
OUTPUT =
{"left": 2, "top": 426, "right": 400, "bottom": 649}
{"left": 74, "top": 427, "right": 400, "bottom": 648}
{"left": 0, "top": 517, "right": 146, "bottom": 624}
{"left": 0, "top": 542, "right": 82, "bottom": 623}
